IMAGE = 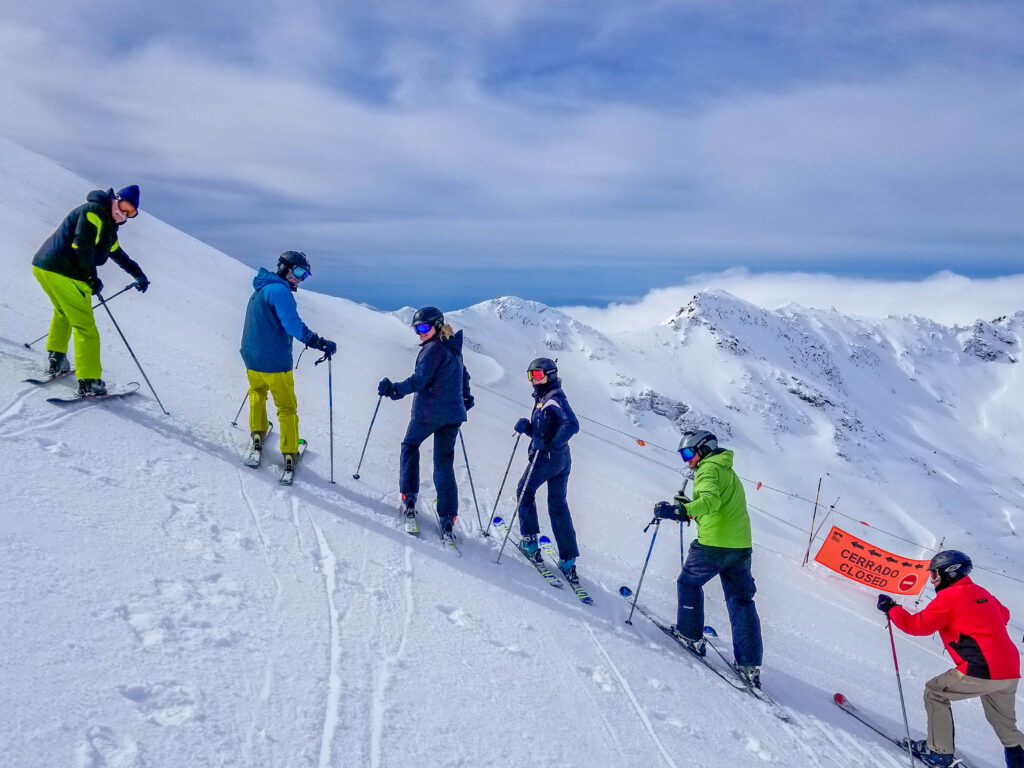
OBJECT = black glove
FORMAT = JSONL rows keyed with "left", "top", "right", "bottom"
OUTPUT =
{"left": 463, "top": 395, "right": 475, "bottom": 411}
{"left": 532, "top": 435, "right": 551, "bottom": 453}
{"left": 133, "top": 274, "right": 150, "bottom": 293}
{"left": 514, "top": 417, "right": 532, "bottom": 435}
{"left": 87, "top": 275, "right": 103, "bottom": 295}
{"left": 653, "top": 501, "right": 682, "bottom": 521}
{"left": 877, "top": 595, "right": 896, "bottom": 614}
{"left": 377, "top": 378, "right": 394, "bottom": 397}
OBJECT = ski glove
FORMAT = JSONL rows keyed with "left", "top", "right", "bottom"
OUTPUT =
{"left": 133, "top": 275, "right": 150, "bottom": 293}
{"left": 463, "top": 394, "right": 475, "bottom": 411}
{"left": 653, "top": 501, "right": 682, "bottom": 521}
{"left": 674, "top": 492, "right": 691, "bottom": 507}
{"left": 377, "top": 378, "right": 395, "bottom": 398}
{"left": 308, "top": 334, "right": 337, "bottom": 356}
{"left": 514, "top": 417, "right": 532, "bottom": 435}
{"left": 87, "top": 275, "right": 103, "bottom": 295}
{"left": 876, "top": 595, "right": 896, "bottom": 614}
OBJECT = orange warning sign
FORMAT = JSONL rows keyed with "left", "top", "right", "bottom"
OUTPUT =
{"left": 813, "top": 526, "right": 930, "bottom": 595}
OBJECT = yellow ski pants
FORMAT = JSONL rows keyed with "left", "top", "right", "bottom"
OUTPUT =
{"left": 246, "top": 369, "right": 300, "bottom": 455}
{"left": 33, "top": 266, "right": 102, "bottom": 379}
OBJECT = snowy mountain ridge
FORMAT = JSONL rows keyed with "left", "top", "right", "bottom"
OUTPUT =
{"left": 1, "top": 136, "right": 1021, "bottom": 768}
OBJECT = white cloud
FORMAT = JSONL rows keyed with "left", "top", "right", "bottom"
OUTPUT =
{"left": 559, "top": 269, "right": 1024, "bottom": 330}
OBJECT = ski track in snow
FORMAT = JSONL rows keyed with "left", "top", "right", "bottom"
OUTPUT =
{"left": 369, "top": 545, "right": 415, "bottom": 768}
{"left": 310, "top": 515, "right": 344, "bottom": 768}
{"left": 583, "top": 622, "right": 681, "bottom": 768}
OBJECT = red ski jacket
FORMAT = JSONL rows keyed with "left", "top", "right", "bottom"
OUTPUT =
{"left": 890, "top": 577, "right": 1020, "bottom": 680}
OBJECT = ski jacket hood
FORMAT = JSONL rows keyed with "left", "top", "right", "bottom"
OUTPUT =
{"left": 239, "top": 267, "right": 314, "bottom": 373}
{"left": 32, "top": 188, "right": 144, "bottom": 285}
{"left": 686, "top": 450, "right": 752, "bottom": 549}
{"left": 392, "top": 330, "right": 472, "bottom": 425}
{"left": 889, "top": 577, "right": 1019, "bottom": 680}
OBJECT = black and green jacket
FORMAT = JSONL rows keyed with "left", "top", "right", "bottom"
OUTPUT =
{"left": 32, "top": 189, "right": 144, "bottom": 284}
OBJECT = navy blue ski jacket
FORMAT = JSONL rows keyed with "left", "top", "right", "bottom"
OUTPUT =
{"left": 239, "top": 268, "right": 314, "bottom": 373}
{"left": 527, "top": 379, "right": 579, "bottom": 456}
{"left": 392, "top": 331, "right": 472, "bottom": 426}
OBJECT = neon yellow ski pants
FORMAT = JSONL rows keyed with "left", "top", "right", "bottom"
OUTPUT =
{"left": 33, "top": 266, "right": 102, "bottom": 379}
{"left": 246, "top": 369, "right": 300, "bottom": 455}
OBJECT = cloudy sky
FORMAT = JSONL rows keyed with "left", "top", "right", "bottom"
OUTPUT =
{"left": 2, "top": 1, "right": 1022, "bottom": 309}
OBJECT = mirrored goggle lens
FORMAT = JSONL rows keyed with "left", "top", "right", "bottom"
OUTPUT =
{"left": 527, "top": 369, "right": 546, "bottom": 381}
{"left": 117, "top": 201, "right": 138, "bottom": 218}
{"left": 292, "top": 266, "right": 310, "bottom": 280}
{"left": 414, "top": 323, "right": 432, "bottom": 334}
{"left": 679, "top": 447, "right": 696, "bottom": 462}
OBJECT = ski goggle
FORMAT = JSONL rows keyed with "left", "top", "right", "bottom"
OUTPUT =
{"left": 291, "top": 265, "right": 310, "bottom": 281}
{"left": 527, "top": 369, "right": 547, "bottom": 382}
{"left": 116, "top": 200, "right": 138, "bottom": 218}
{"left": 679, "top": 447, "right": 697, "bottom": 462}
{"left": 413, "top": 323, "right": 433, "bottom": 334}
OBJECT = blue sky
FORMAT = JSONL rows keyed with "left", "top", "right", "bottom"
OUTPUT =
{"left": 1, "top": 1, "right": 1022, "bottom": 310}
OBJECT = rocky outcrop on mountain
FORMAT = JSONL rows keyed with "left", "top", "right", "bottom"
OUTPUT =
{"left": 960, "top": 315, "right": 1020, "bottom": 363}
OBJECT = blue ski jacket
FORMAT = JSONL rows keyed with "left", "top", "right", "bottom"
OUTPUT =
{"left": 240, "top": 268, "right": 314, "bottom": 373}
{"left": 392, "top": 331, "right": 472, "bottom": 426}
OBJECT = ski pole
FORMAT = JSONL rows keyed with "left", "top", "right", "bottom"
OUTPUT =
{"left": 314, "top": 353, "right": 335, "bottom": 484}
{"left": 230, "top": 392, "right": 248, "bottom": 426}
{"left": 886, "top": 616, "right": 916, "bottom": 768}
{"left": 802, "top": 477, "right": 823, "bottom": 567}
{"left": 96, "top": 292, "right": 170, "bottom": 415}
{"left": 678, "top": 469, "right": 693, "bottom": 571}
{"left": 485, "top": 432, "right": 521, "bottom": 536}
{"left": 625, "top": 516, "right": 662, "bottom": 625}
{"left": 495, "top": 450, "right": 539, "bottom": 564}
{"left": 458, "top": 430, "right": 484, "bottom": 533}
{"left": 352, "top": 395, "right": 382, "bottom": 480}
{"left": 24, "top": 283, "right": 136, "bottom": 349}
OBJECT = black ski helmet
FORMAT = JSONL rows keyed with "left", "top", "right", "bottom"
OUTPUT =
{"left": 526, "top": 357, "right": 558, "bottom": 377}
{"left": 277, "top": 250, "right": 311, "bottom": 276}
{"left": 927, "top": 550, "right": 972, "bottom": 590}
{"left": 679, "top": 430, "right": 718, "bottom": 460}
{"left": 412, "top": 306, "right": 444, "bottom": 331}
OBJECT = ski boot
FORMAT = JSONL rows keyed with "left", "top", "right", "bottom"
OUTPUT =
{"left": 558, "top": 558, "right": 580, "bottom": 587}
{"left": 401, "top": 494, "right": 419, "bottom": 533}
{"left": 901, "top": 739, "right": 956, "bottom": 767}
{"left": 77, "top": 378, "right": 108, "bottom": 397}
{"left": 440, "top": 516, "right": 457, "bottom": 543}
{"left": 518, "top": 534, "right": 542, "bottom": 564}
{"left": 283, "top": 453, "right": 296, "bottom": 474}
{"left": 47, "top": 351, "right": 70, "bottom": 377}
{"left": 669, "top": 626, "right": 706, "bottom": 657}
{"left": 737, "top": 665, "right": 762, "bottom": 690}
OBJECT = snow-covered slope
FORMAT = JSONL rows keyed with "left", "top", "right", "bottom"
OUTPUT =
{"left": 1, "top": 136, "right": 1021, "bottom": 768}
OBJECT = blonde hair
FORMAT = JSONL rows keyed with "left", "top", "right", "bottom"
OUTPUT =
{"left": 439, "top": 323, "right": 455, "bottom": 340}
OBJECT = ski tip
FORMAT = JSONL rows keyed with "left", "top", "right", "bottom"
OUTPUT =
{"left": 833, "top": 693, "right": 847, "bottom": 706}
{"left": 299, "top": 438, "right": 307, "bottom": 445}
{"left": 703, "top": 625, "right": 719, "bottom": 637}
{"left": 493, "top": 516, "right": 504, "bottom": 525}
{"left": 618, "top": 585, "right": 633, "bottom": 597}
{"left": 539, "top": 534, "right": 552, "bottom": 543}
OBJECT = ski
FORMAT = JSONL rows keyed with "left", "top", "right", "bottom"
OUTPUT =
{"left": 46, "top": 382, "right": 140, "bottom": 405}
{"left": 833, "top": 693, "right": 971, "bottom": 767}
{"left": 493, "top": 517, "right": 563, "bottom": 588}
{"left": 539, "top": 535, "right": 592, "bottom": 604}
{"left": 703, "top": 632, "right": 790, "bottom": 721}
{"left": 278, "top": 439, "right": 307, "bottom": 486}
{"left": 24, "top": 368, "right": 75, "bottom": 385}
{"left": 619, "top": 586, "right": 749, "bottom": 691}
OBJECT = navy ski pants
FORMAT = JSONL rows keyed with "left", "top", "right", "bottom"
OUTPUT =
{"left": 516, "top": 450, "right": 579, "bottom": 561}
{"left": 400, "top": 419, "right": 460, "bottom": 522}
{"left": 676, "top": 541, "right": 763, "bottom": 667}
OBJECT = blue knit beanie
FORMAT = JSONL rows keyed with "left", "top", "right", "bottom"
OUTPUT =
{"left": 116, "top": 185, "right": 140, "bottom": 209}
